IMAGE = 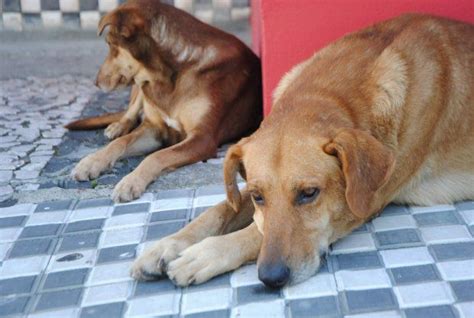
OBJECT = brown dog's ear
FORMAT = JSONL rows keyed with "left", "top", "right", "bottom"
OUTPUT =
{"left": 224, "top": 141, "right": 248, "bottom": 212}
{"left": 97, "top": 8, "right": 146, "bottom": 38}
{"left": 324, "top": 128, "right": 395, "bottom": 219}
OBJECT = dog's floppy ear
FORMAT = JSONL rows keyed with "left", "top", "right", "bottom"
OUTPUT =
{"left": 224, "top": 139, "right": 248, "bottom": 212}
{"left": 324, "top": 128, "right": 395, "bottom": 219}
{"left": 98, "top": 8, "right": 146, "bottom": 38}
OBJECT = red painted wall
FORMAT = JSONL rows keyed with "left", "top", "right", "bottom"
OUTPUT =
{"left": 251, "top": 0, "right": 474, "bottom": 115}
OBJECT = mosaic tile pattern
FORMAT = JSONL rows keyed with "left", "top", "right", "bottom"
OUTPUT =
{"left": 1, "top": 0, "right": 251, "bottom": 30}
{"left": 0, "top": 187, "right": 473, "bottom": 317}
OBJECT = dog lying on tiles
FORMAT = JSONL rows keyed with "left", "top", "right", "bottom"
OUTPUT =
{"left": 131, "top": 14, "right": 474, "bottom": 287}
{"left": 65, "top": 0, "right": 262, "bottom": 202}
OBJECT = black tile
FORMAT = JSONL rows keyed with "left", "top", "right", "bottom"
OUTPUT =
{"left": 186, "top": 273, "right": 230, "bottom": 292}
{"left": 3, "top": 0, "right": 21, "bottom": 12}
{"left": 289, "top": 296, "right": 341, "bottom": 318}
{"left": 134, "top": 279, "right": 177, "bottom": 296}
{"left": 150, "top": 209, "right": 188, "bottom": 222}
{"left": 334, "top": 251, "right": 382, "bottom": 270}
{"left": 20, "top": 224, "right": 61, "bottom": 238}
{"left": 35, "top": 288, "right": 83, "bottom": 311}
{"left": 430, "top": 242, "right": 474, "bottom": 261}
{"left": 40, "top": 0, "right": 60, "bottom": 10}
{"left": 23, "top": 13, "right": 42, "bottom": 29}
{"left": 76, "top": 198, "right": 113, "bottom": 209}
{"left": 97, "top": 244, "right": 137, "bottom": 264}
{"left": 43, "top": 268, "right": 90, "bottom": 289}
{"left": 381, "top": 204, "right": 409, "bottom": 215}
{"left": 404, "top": 305, "right": 457, "bottom": 318}
{"left": 145, "top": 221, "right": 185, "bottom": 241}
{"left": 375, "top": 229, "right": 422, "bottom": 248}
{"left": 192, "top": 206, "right": 211, "bottom": 219}
{"left": 390, "top": 264, "right": 440, "bottom": 285}
{"left": 414, "top": 212, "right": 460, "bottom": 226}
{"left": 113, "top": 203, "right": 150, "bottom": 216}
{"left": 0, "top": 275, "right": 37, "bottom": 296}
{"left": 0, "top": 215, "right": 26, "bottom": 228}
{"left": 58, "top": 232, "right": 101, "bottom": 252}
{"left": 9, "top": 238, "right": 55, "bottom": 258}
{"left": 185, "top": 310, "right": 230, "bottom": 318}
{"left": 236, "top": 284, "right": 280, "bottom": 305}
{"left": 63, "top": 13, "right": 81, "bottom": 28}
{"left": 450, "top": 280, "right": 474, "bottom": 302}
{"left": 0, "top": 295, "right": 29, "bottom": 315}
{"left": 80, "top": 0, "right": 99, "bottom": 11}
{"left": 344, "top": 288, "right": 398, "bottom": 314}
{"left": 233, "top": 0, "right": 249, "bottom": 8}
{"left": 80, "top": 302, "right": 126, "bottom": 318}
{"left": 65, "top": 219, "right": 105, "bottom": 233}
{"left": 35, "top": 199, "right": 73, "bottom": 212}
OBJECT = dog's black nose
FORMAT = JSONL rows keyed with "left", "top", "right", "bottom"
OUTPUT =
{"left": 258, "top": 263, "right": 290, "bottom": 288}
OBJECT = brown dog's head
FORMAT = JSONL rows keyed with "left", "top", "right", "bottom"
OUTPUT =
{"left": 224, "top": 116, "right": 395, "bottom": 288}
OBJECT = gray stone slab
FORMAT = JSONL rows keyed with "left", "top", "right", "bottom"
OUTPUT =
{"left": 404, "top": 305, "right": 457, "bottom": 318}
{"left": 58, "top": 232, "right": 101, "bottom": 252}
{"left": 289, "top": 296, "right": 341, "bottom": 318}
{"left": 20, "top": 224, "right": 62, "bottom": 238}
{"left": 113, "top": 203, "right": 150, "bottom": 216}
{"left": 43, "top": 268, "right": 90, "bottom": 290}
{"left": 9, "top": 238, "right": 56, "bottom": 258}
{"left": 375, "top": 229, "right": 422, "bottom": 249}
{"left": 145, "top": 221, "right": 185, "bottom": 241}
{"left": 97, "top": 244, "right": 137, "bottom": 264}
{"left": 0, "top": 215, "right": 26, "bottom": 228}
{"left": 0, "top": 295, "right": 30, "bottom": 315}
{"left": 414, "top": 212, "right": 460, "bottom": 226}
{"left": 236, "top": 284, "right": 281, "bottom": 305}
{"left": 344, "top": 288, "right": 398, "bottom": 314}
{"left": 430, "top": 242, "right": 474, "bottom": 261}
{"left": 456, "top": 201, "right": 474, "bottom": 211}
{"left": 0, "top": 275, "right": 38, "bottom": 296}
{"left": 75, "top": 198, "right": 114, "bottom": 210}
{"left": 80, "top": 302, "right": 126, "bottom": 318}
{"left": 65, "top": 219, "right": 105, "bottom": 233}
{"left": 450, "top": 280, "right": 474, "bottom": 302}
{"left": 185, "top": 310, "right": 230, "bottom": 318}
{"left": 389, "top": 264, "right": 440, "bottom": 285}
{"left": 134, "top": 279, "right": 177, "bottom": 297}
{"left": 334, "top": 251, "right": 382, "bottom": 271}
{"left": 35, "top": 288, "right": 83, "bottom": 311}
{"left": 34, "top": 199, "right": 74, "bottom": 212}
{"left": 150, "top": 209, "right": 188, "bottom": 223}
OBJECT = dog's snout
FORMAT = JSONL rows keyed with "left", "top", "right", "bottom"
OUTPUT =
{"left": 258, "top": 262, "right": 290, "bottom": 288}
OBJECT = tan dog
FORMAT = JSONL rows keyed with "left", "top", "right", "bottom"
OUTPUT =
{"left": 66, "top": 0, "right": 262, "bottom": 202}
{"left": 131, "top": 14, "right": 474, "bottom": 287}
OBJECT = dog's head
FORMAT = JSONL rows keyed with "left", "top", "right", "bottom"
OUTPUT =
{"left": 95, "top": 4, "right": 161, "bottom": 91}
{"left": 224, "top": 114, "right": 395, "bottom": 288}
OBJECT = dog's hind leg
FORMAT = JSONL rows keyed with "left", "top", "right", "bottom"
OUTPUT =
{"left": 71, "top": 120, "right": 162, "bottom": 181}
{"left": 131, "top": 189, "right": 256, "bottom": 281}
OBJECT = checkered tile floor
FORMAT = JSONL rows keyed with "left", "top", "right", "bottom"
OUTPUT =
{"left": 0, "top": 185, "right": 473, "bottom": 317}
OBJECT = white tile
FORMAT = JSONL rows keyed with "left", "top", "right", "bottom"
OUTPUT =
{"left": 284, "top": 273, "right": 337, "bottom": 299}
{"left": 69, "top": 206, "right": 111, "bottom": 221}
{"left": 0, "top": 227, "right": 21, "bottom": 243}
{"left": 82, "top": 281, "right": 132, "bottom": 306}
{"left": 126, "top": 294, "right": 180, "bottom": 317}
{"left": 182, "top": 287, "right": 232, "bottom": 315}
{"left": 420, "top": 225, "right": 471, "bottom": 244}
{"left": 105, "top": 213, "right": 148, "bottom": 229}
{"left": 0, "top": 242, "right": 12, "bottom": 261}
{"left": 115, "top": 192, "right": 154, "bottom": 205}
{"left": 437, "top": 260, "right": 474, "bottom": 281}
{"left": 99, "top": 226, "right": 144, "bottom": 248}
{"left": 394, "top": 282, "right": 454, "bottom": 308}
{"left": 0, "top": 255, "right": 50, "bottom": 278}
{"left": 460, "top": 210, "right": 474, "bottom": 225}
{"left": 410, "top": 204, "right": 455, "bottom": 214}
{"left": 28, "top": 307, "right": 79, "bottom": 318}
{"left": 380, "top": 246, "right": 434, "bottom": 268}
{"left": 26, "top": 211, "right": 68, "bottom": 226}
{"left": 195, "top": 10, "right": 214, "bottom": 24}
{"left": 335, "top": 268, "right": 392, "bottom": 291}
{"left": 41, "top": 11, "right": 63, "bottom": 28}
{"left": 371, "top": 215, "right": 416, "bottom": 232}
{"left": 59, "top": 0, "right": 79, "bottom": 12}
{"left": 331, "top": 233, "right": 376, "bottom": 254}
{"left": 98, "top": 0, "right": 118, "bottom": 12}
{"left": 3, "top": 13, "right": 22, "bottom": 31}
{"left": 456, "top": 302, "right": 474, "bottom": 318}
{"left": 88, "top": 261, "right": 133, "bottom": 286}
{"left": 345, "top": 311, "right": 402, "bottom": 318}
{"left": 194, "top": 194, "right": 227, "bottom": 207}
{"left": 0, "top": 203, "right": 35, "bottom": 216}
{"left": 230, "top": 264, "right": 260, "bottom": 287}
{"left": 47, "top": 249, "right": 97, "bottom": 272}
{"left": 21, "top": 0, "right": 41, "bottom": 13}
{"left": 174, "top": 0, "right": 193, "bottom": 12}
{"left": 231, "top": 7, "right": 250, "bottom": 21}
{"left": 152, "top": 197, "right": 191, "bottom": 211}
{"left": 80, "top": 12, "right": 101, "bottom": 30}
{"left": 231, "top": 300, "right": 286, "bottom": 318}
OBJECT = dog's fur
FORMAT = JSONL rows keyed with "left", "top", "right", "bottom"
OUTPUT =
{"left": 66, "top": 0, "right": 262, "bottom": 202}
{"left": 131, "top": 14, "right": 474, "bottom": 287}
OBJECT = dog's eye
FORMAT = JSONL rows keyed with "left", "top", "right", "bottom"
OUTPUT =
{"left": 251, "top": 193, "right": 265, "bottom": 205}
{"left": 296, "top": 188, "right": 319, "bottom": 205}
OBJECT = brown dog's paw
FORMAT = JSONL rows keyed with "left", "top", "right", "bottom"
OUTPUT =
{"left": 130, "top": 237, "right": 190, "bottom": 281}
{"left": 104, "top": 120, "right": 133, "bottom": 140}
{"left": 112, "top": 173, "right": 148, "bottom": 202}
{"left": 71, "top": 153, "right": 110, "bottom": 181}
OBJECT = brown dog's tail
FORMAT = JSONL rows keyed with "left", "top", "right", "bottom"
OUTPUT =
{"left": 65, "top": 111, "right": 126, "bottom": 130}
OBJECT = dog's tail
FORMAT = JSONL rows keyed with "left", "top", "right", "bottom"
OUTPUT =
{"left": 65, "top": 111, "right": 125, "bottom": 130}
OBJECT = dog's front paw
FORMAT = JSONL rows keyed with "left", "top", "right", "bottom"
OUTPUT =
{"left": 71, "top": 153, "right": 110, "bottom": 181}
{"left": 131, "top": 237, "right": 190, "bottom": 281}
{"left": 167, "top": 236, "right": 229, "bottom": 287}
{"left": 112, "top": 173, "right": 148, "bottom": 202}
{"left": 104, "top": 120, "right": 132, "bottom": 140}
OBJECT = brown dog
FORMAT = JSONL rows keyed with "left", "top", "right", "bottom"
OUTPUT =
{"left": 66, "top": 0, "right": 262, "bottom": 202}
{"left": 131, "top": 14, "right": 474, "bottom": 287}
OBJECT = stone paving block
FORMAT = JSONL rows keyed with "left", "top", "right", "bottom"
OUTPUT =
{"left": 105, "top": 213, "right": 148, "bottom": 229}
{"left": 186, "top": 273, "right": 231, "bottom": 293}
{"left": 289, "top": 296, "right": 341, "bottom": 318}
{"left": 411, "top": 205, "right": 456, "bottom": 214}
{"left": 0, "top": 215, "right": 26, "bottom": 228}
{"left": 450, "top": 280, "right": 474, "bottom": 302}
{"left": 87, "top": 261, "right": 133, "bottom": 286}
{"left": 58, "top": 232, "right": 101, "bottom": 252}
{"left": 331, "top": 233, "right": 376, "bottom": 254}
{"left": 430, "top": 242, "right": 474, "bottom": 261}
{"left": 381, "top": 204, "right": 410, "bottom": 215}
{"left": 20, "top": 224, "right": 62, "bottom": 238}
{"left": 126, "top": 293, "right": 180, "bottom": 317}
{"left": 371, "top": 215, "right": 417, "bottom": 231}
{"left": 48, "top": 250, "right": 97, "bottom": 273}
{"left": 390, "top": 264, "right": 440, "bottom": 285}
{"left": 394, "top": 282, "right": 454, "bottom": 308}
{"left": 455, "top": 302, "right": 474, "bottom": 318}
{"left": 97, "top": 244, "right": 137, "bottom": 264}
{"left": 334, "top": 251, "right": 383, "bottom": 270}
{"left": 185, "top": 309, "right": 230, "bottom": 318}
{"left": 404, "top": 305, "right": 457, "bottom": 318}
{"left": 65, "top": 219, "right": 105, "bottom": 233}
{"left": 192, "top": 206, "right": 211, "bottom": 219}
{"left": 345, "top": 310, "right": 403, "bottom": 318}
{"left": 231, "top": 299, "right": 286, "bottom": 318}
{"left": 182, "top": 287, "right": 232, "bottom": 315}
{"left": 236, "top": 284, "right": 281, "bottom": 305}
{"left": 455, "top": 201, "right": 474, "bottom": 211}
{"left": 0, "top": 203, "right": 35, "bottom": 217}
{"left": 150, "top": 209, "right": 188, "bottom": 222}
{"left": 414, "top": 211, "right": 461, "bottom": 226}
{"left": 230, "top": 264, "right": 260, "bottom": 287}
{"left": 335, "top": 268, "right": 392, "bottom": 291}
{"left": 75, "top": 198, "right": 114, "bottom": 210}
{"left": 344, "top": 288, "right": 398, "bottom": 314}
{"left": 0, "top": 295, "right": 30, "bottom": 315}
{"left": 420, "top": 225, "right": 471, "bottom": 244}
{"left": 134, "top": 279, "right": 178, "bottom": 297}
{"left": 0, "top": 255, "right": 49, "bottom": 278}
{"left": 152, "top": 196, "right": 192, "bottom": 212}
{"left": 436, "top": 260, "right": 474, "bottom": 281}
{"left": 26, "top": 211, "right": 68, "bottom": 226}
{"left": 0, "top": 227, "right": 22, "bottom": 243}
{"left": 0, "top": 275, "right": 38, "bottom": 296}
{"left": 112, "top": 203, "right": 150, "bottom": 216}
{"left": 69, "top": 206, "right": 111, "bottom": 221}
{"left": 375, "top": 229, "right": 422, "bottom": 249}
{"left": 0, "top": 242, "right": 11, "bottom": 261}
{"left": 82, "top": 281, "right": 132, "bottom": 306}
{"left": 460, "top": 210, "right": 474, "bottom": 226}
{"left": 381, "top": 246, "right": 434, "bottom": 268}
{"left": 193, "top": 193, "right": 227, "bottom": 207}
{"left": 145, "top": 221, "right": 185, "bottom": 241}
{"left": 80, "top": 302, "right": 126, "bottom": 318}
{"left": 34, "top": 288, "right": 83, "bottom": 311}
{"left": 284, "top": 273, "right": 337, "bottom": 299}
{"left": 34, "top": 199, "right": 74, "bottom": 212}
{"left": 100, "top": 226, "right": 144, "bottom": 248}
{"left": 43, "top": 268, "right": 90, "bottom": 290}
{"left": 9, "top": 237, "right": 56, "bottom": 258}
